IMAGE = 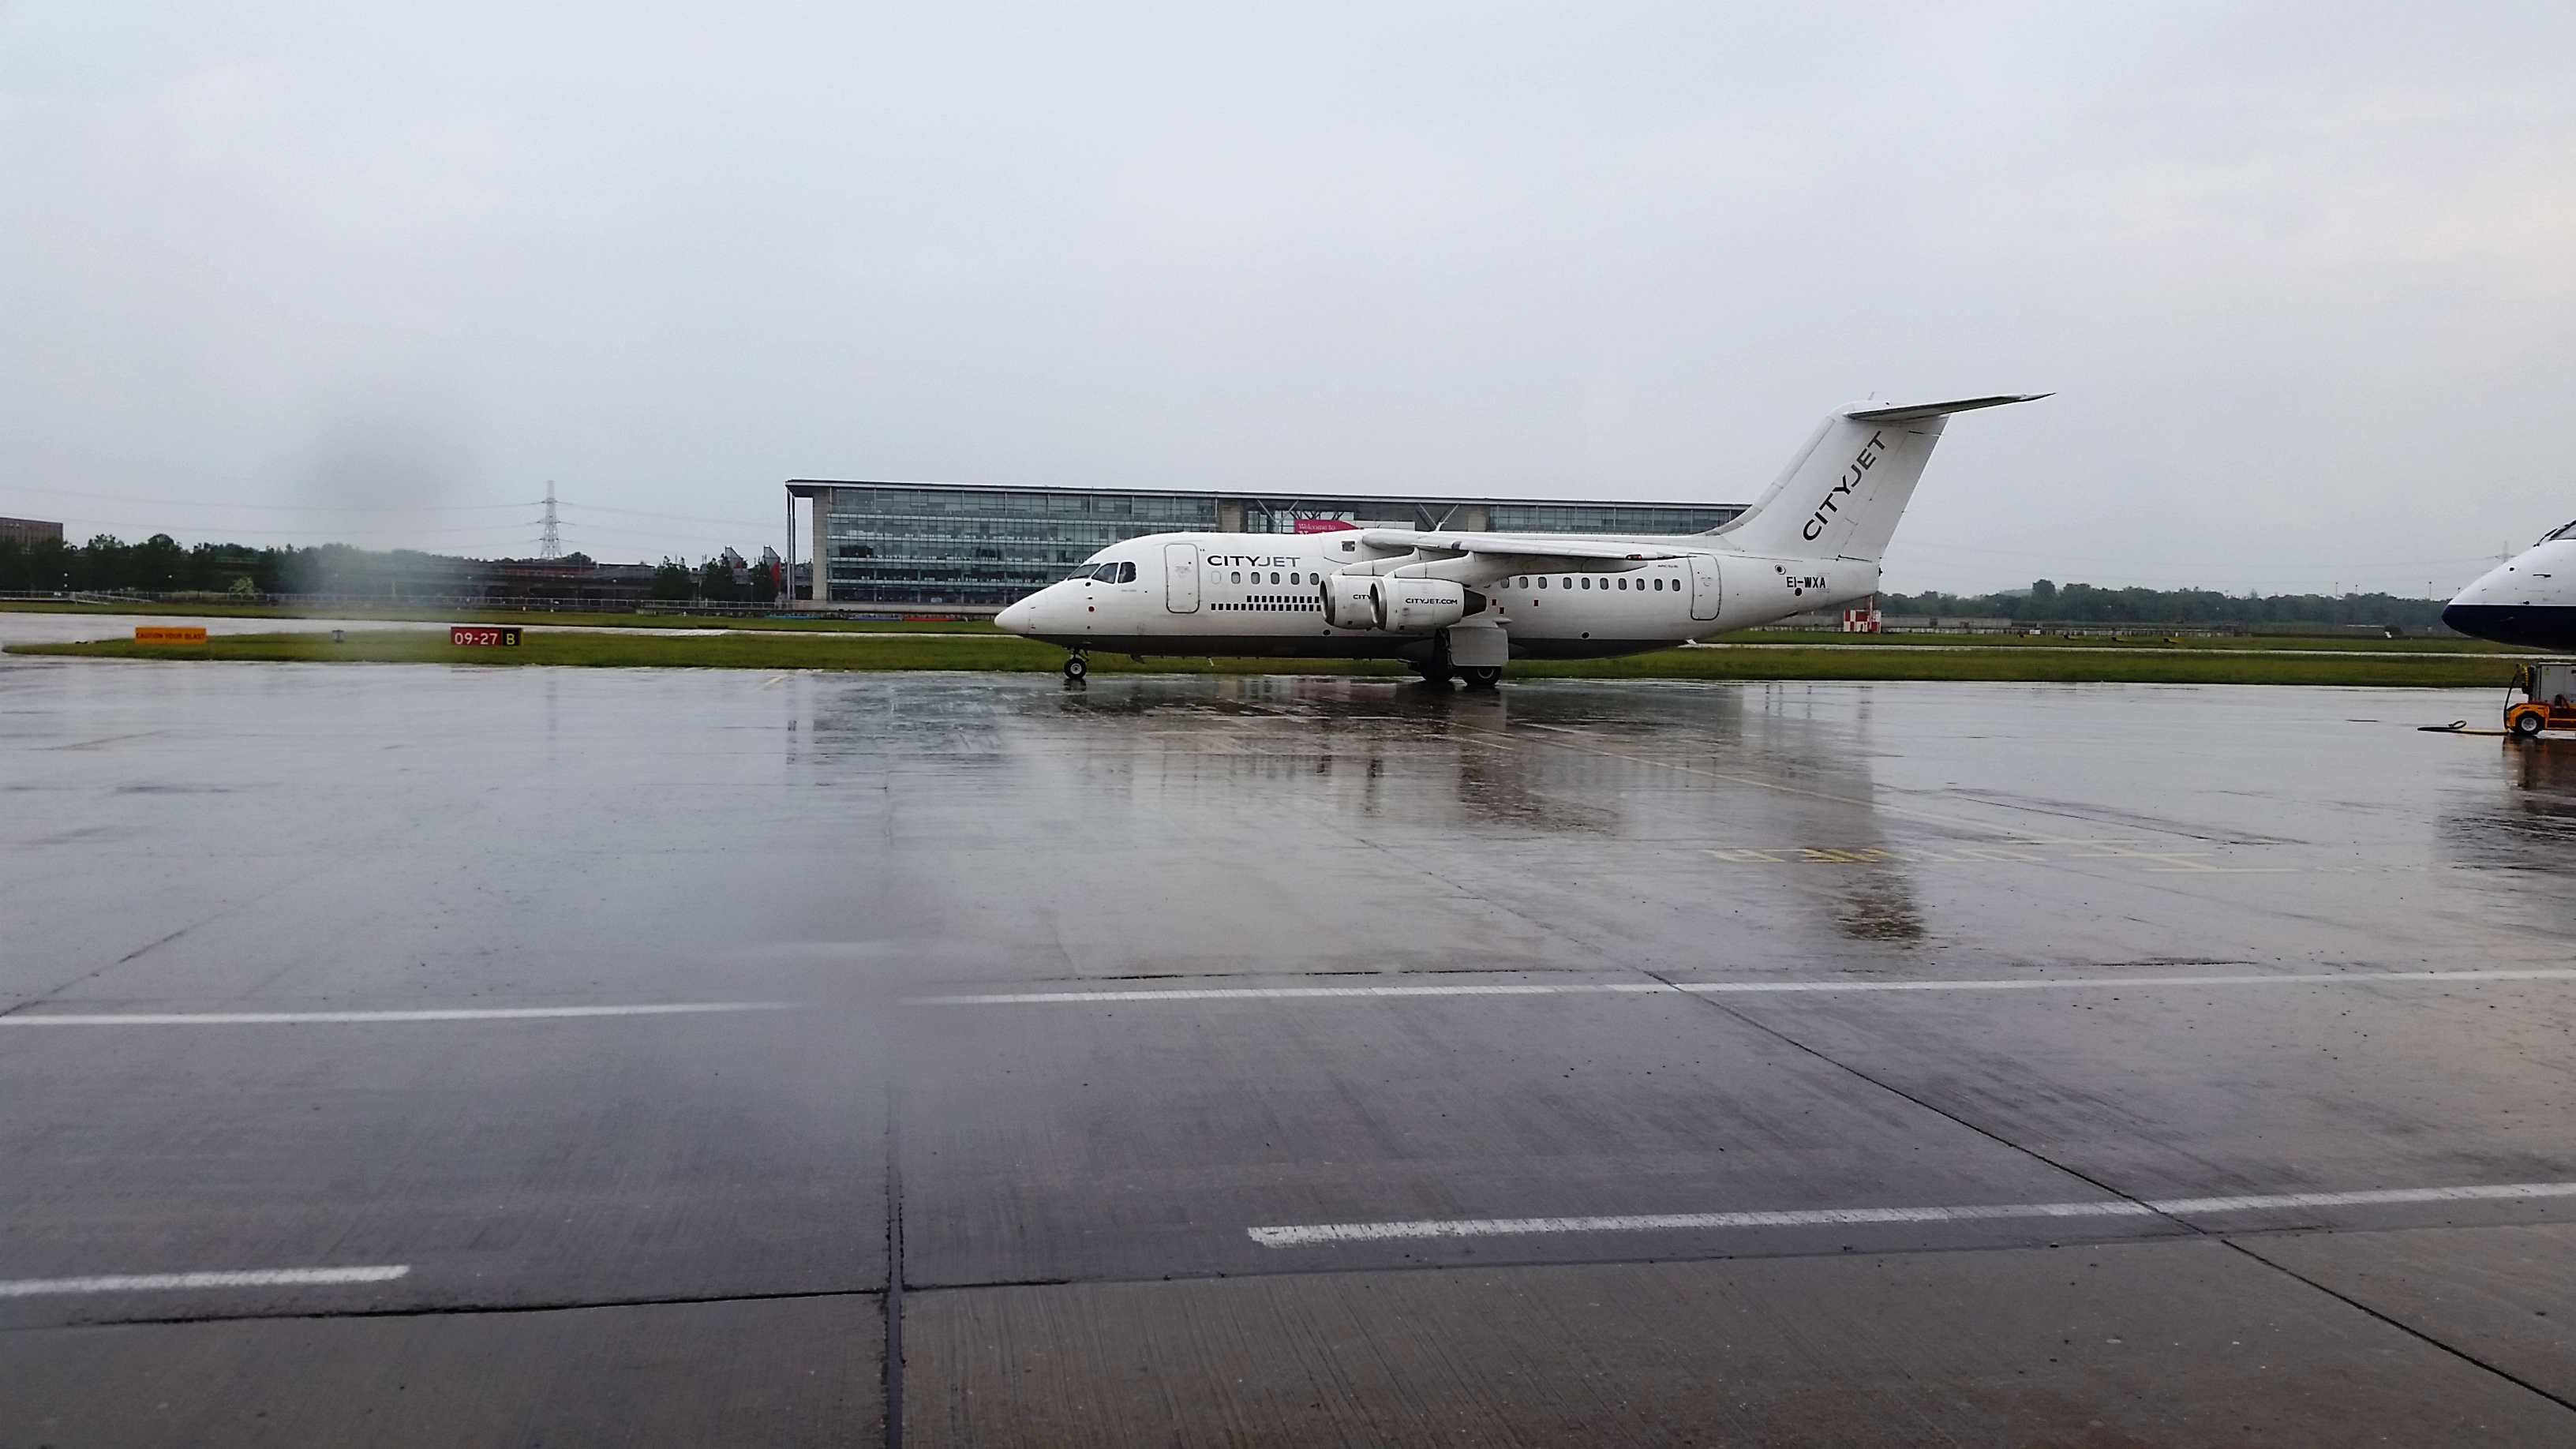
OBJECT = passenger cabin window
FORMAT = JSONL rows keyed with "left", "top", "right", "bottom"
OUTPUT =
{"left": 1290, "top": 573, "right": 1300, "bottom": 586}
{"left": 1230, "top": 571, "right": 1241, "bottom": 583}
{"left": 1537, "top": 577, "right": 1548, "bottom": 589}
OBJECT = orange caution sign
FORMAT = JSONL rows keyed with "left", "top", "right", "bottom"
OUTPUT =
{"left": 134, "top": 626, "right": 208, "bottom": 643}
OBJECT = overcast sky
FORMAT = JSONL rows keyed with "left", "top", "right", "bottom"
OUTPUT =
{"left": 4, "top": 2, "right": 2571, "bottom": 594}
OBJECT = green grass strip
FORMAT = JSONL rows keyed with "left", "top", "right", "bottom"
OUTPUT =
{"left": 0, "top": 601, "right": 1002, "bottom": 633}
{"left": 7, "top": 630, "right": 2524, "bottom": 686}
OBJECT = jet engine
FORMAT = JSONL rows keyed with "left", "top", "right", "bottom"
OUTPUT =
{"left": 1321, "top": 575, "right": 1381, "bottom": 631}
{"left": 1376, "top": 578, "right": 1469, "bottom": 633}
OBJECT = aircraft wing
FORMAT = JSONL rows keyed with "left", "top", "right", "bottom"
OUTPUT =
{"left": 1339, "top": 529, "right": 1683, "bottom": 587}
{"left": 1354, "top": 529, "right": 1684, "bottom": 564}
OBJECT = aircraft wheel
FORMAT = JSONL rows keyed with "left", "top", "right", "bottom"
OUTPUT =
{"left": 2510, "top": 710, "right": 2544, "bottom": 738}
{"left": 1460, "top": 666, "right": 1503, "bottom": 689}
{"left": 1064, "top": 654, "right": 1088, "bottom": 681}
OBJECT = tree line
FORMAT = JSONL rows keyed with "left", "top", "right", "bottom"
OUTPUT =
{"left": 0, "top": 534, "right": 291, "bottom": 594}
{"left": 648, "top": 553, "right": 777, "bottom": 604}
{"left": 1, "top": 533, "right": 776, "bottom": 603}
{"left": 1878, "top": 579, "right": 2451, "bottom": 631}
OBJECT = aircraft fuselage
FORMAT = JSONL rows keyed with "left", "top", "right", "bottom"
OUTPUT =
{"left": 997, "top": 532, "right": 1878, "bottom": 662}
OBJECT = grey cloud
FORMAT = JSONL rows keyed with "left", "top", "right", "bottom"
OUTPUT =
{"left": 2, "top": 1, "right": 2570, "bottom": 590}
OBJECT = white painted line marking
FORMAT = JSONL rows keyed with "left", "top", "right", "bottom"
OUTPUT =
{"left": 1248, "top": 1181, "right": 2576, "bottom": 1248}
{"left": 911, "top": 983, "right": 1661, "bottom": 1005}
{"left": 912, "top": 969, "right": 2576, "bottom": 1006}
{"left": 0, "top": 1003, "right": 793, "bottom": 1025}
{"left": 0, "top": 1266, "right": 410, "bottom": 1297}
{"left": 1675, "top": 969, "right": 2576, "bottom": 994}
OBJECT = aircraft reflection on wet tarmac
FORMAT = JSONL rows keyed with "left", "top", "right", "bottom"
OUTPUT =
{"left": 4, "top": 664, "right": 2575, "bottom": 1445}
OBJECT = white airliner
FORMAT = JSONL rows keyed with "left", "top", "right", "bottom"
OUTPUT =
{"left": 2443, "top": 521, "right": 2576, "bottom": 650}
{"left": 995, "top": 395, "right": 2047, "bottom": 683}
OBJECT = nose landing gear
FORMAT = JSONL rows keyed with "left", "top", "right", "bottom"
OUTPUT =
{"left": 1063, "top": 653, "right": 1088, "bottom": 682}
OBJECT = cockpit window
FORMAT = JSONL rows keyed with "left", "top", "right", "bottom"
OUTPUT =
{"left": 2546, "top": 519, "right": 2576, "bottom": 542}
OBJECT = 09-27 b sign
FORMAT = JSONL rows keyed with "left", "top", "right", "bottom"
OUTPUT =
{"left": 450, "top": 626, "right": 522, "bottom": 647}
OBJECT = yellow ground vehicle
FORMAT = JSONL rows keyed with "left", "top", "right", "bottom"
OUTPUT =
{"left": 2505, "top": 661, "right": 2576, "bottom": 739}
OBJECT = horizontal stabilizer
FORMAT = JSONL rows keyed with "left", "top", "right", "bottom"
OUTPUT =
{"left": 1844, "top": 394, "right": 2050, "bottom": 423}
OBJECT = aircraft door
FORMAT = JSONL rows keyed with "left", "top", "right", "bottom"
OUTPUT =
{"left": 1687, "top": 554, "right": 1721, "bottom": 621}
{"left": 1163, "top": 543, "right": 1201, "bottom": 613}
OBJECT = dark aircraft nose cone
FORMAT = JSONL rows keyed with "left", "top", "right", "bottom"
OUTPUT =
{"left": 2442, "top": 601, "right": 2576, "bottom": 650}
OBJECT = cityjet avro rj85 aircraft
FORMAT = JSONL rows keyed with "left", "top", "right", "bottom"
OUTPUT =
{"left": 996, "top": 394, "right": 2047, "bottom": 684}
{"left": 2443, "top": 520, "right": 2576, "bottom": 651}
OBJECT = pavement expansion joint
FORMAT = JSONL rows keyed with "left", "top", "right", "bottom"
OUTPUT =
{"left": 0, "top": 1286, "right": 892, "bottom": 1333}
{"left": 2223, "top": 1237, "right": 2576, "bottom": 1415}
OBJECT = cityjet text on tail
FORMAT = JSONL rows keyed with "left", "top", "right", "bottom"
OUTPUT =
{"left": 995, "top": 394, "right": 2048, "bottom": 684}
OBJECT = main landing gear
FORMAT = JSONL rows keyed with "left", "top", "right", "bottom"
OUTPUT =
{"left": 1410, "top": 663, "right": 1503, "bottom": 690}
{"left": 1062, "top": 653, "right": 1088, "bottom": 682}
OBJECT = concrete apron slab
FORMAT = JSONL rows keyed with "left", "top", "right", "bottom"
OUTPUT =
{"left": 905, "top": 1237, "right": 2574, "bottom": 1447}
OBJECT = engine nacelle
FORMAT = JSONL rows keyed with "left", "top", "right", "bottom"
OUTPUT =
{"left": 1321, "top": 575, "right": 1380, "bottom": 631}
{"left": 1319, "top": 575, "right": 1470, "bottom": 632}
{"left": 1375, "top": 578, "right": 1468, "bottom": 633}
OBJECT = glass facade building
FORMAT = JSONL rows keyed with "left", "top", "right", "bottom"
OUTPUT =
{"left": 788, "top": 481, "right": 1743, "bottom": 608}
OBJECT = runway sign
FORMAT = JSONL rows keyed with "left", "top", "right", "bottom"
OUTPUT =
{"left": 450, "top": 626, "right": 523, "bottom": 646}
{"left": 133, "top": 626, "right": 208, "bottom": 643}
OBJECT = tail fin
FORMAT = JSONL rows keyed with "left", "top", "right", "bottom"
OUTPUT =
{"left": 1711, "top": 395, "right": 2046, "bottom": 560}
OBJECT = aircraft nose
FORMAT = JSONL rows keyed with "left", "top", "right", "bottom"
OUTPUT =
{"left": 995, "top": 596, "right": 1035, "bottom": 635}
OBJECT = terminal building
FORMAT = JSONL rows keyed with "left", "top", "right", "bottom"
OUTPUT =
{"left": 784, "top": 481, "right": 1744, "bottom": 609}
